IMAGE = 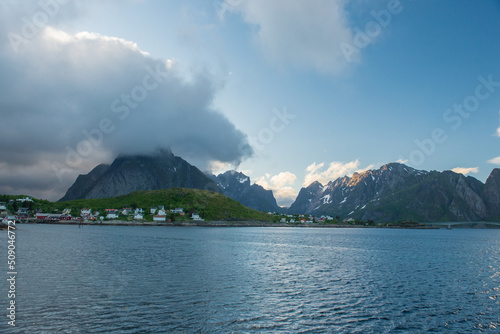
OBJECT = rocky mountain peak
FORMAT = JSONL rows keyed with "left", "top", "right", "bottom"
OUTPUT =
{"left": 59, "top": 149, "right": 219, "bottom": 201}
{"left": 207, "top": 170, "right": 281, "bottom": 213}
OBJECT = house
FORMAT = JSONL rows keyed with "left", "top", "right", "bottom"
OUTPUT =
{"left": 36, "top": 213, "right": 49, "bottom": 220}
{"left": 122, "top": 208, "right": 132, "bottom": 215}
{"left": 153, "top": 215, "right": 166, "bottom": 222}
{"left": 150, "top": 207, "right": 157, "bottom": 214}
{"left": 171, "top": 208, "right": 184, "bottom": 214}
{"left": 16, "top": 197, "right": 33, "bottom": 203}
{"left": 81, "top": 208, "right": 92, "bottom": 217}
{"left": 191, "top": 213, "right": 204, "bottom": 221}
{"left": 105, "top": 209, "right": 119, "bottom": 219}
{"left": 0, "top": 202, "right": 6, "bottom": 210}
{"left": 280, "top": 218, "right": 287, "bottom": 223}
{"left": 134, "top": 208, "right": 144, "bottom": 215}
{"left": 62, "top": 208, "right": 71, "bottom": 215}
{"left": 36, "top": 213, "right": 68, "bottom": 221}
{"left": 344, "top": 218, "right": 355, "bottom": 223}
{"left": 158, "top": 209, "right": 166, "bottom": 215}
{"left": 134, "top": 213, "right": 144, "bottom": 220}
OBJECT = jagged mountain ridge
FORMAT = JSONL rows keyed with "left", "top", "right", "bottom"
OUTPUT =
{"left": 289, "top": 163, "right": 500, "bottom": 222}
{"left": 207, "top": 170, "right": 282, "bottom": 212}
{"left": 59, "top": 149, "right": 220, "bottom": 201}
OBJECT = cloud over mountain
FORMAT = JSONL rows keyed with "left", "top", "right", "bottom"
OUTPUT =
{"left": 0, "top": 1, "right": 252, "bottom": 200}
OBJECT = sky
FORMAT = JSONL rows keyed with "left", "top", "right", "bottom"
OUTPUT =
{"left": 1, "top": 0, "right": 500, "bottom": 206}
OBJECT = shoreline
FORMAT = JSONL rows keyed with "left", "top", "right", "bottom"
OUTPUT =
{"left": 16, "top": 220, "right": 439, "bottom": 229}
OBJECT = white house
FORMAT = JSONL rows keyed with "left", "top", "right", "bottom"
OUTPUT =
{"left": 122, "top": 208, "right": 132, "bottom": 215}
{"left": 150, "top": 207, "right": 157, "bottom": 214}
{"left": 16, "top": 197, "right": 33, "bottom": 203}
{"left": 191, "top": 213, "right": 204, "bottom": 221}
{"left": 171, "top": 208, "right": 184, "bottom": 214}
{"left": 134, "top": 213, "right": 144, "bottom": 220}
{"left": 106, "top": 209, "right": 119, "bottom": 219}
{"left": 158, "top": 209, "right": 166, "bottom": 216}
{"left": 0, "top": 202, "right": 7, "bottom": 210}
{"left": 62, "top": 208, "right": 71, "bottom": 215}
{"left": 134, "top": 208, "right": 144, "bottom": 215}
{"left": 153, "top": 215, "right": 166, "bottom": 222}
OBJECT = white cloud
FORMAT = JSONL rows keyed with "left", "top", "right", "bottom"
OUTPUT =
{"left": 452, "top": 167, "right": 479, "bottom": 175}
{"left": 270, "top": 172, "right": 297, "bottom": 188}
{"left": 255, "top": 171, "right": 297, "bottom": 207}
{"left": 228, "top": 0, "right": 354, "bottom": 74}
{"left": 0, "top": 18, "right": 252, "bottom": 200}
{"left": 209, "top": 161, "right": 237, "bottom": 175}
{"left": 303, "top": 160, "right": 360, "bottom": 186}
{"left": 488, "top": 157, "right": 500, "bottom": 165}
{"left": 396, "top": 158, "right": 409, "bottom": 164}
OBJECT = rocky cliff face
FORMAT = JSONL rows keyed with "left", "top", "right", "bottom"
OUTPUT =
{"left": 289, "top": 163, "right": 498, "bottom": 222}
{"left": 484, "top": 168, "right": 500, "bottom": 220}
{"left": 59, "top": 149, "right": 220, "bottom": 201}
{"left": 208, "top": 171, "right": 282, "bottom": 212}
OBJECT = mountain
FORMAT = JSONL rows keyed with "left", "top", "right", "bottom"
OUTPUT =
{"left": 59, "top": 149, "right": 220, "bottom": 201}
{"left": 207, "top": 171, "right": 282, "bottom": 212}
{"left": 289, "top": 163, "right": 500, "bottom": 222}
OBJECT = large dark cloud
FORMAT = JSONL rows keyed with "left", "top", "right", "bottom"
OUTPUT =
{"left": 0, "top": 2, "right": 253, "bottom": 200}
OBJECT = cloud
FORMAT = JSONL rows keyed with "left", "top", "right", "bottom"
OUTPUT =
{"left": 303, "top": 160, "right": 361, "bottom": 186}
{"left": 227, "top": 0, "right": 354, "bottom": 74}
{"left": 488, "top": 157, "right": 500, "bottom": 165}
{"left": 452, "top": 167, "right": 479, "bottom": 175}
{"left": 255, "top": 172, "right": 297, "bottom": 207}
{"left": 0, "top": 5, "right": 252, "bottom": 200}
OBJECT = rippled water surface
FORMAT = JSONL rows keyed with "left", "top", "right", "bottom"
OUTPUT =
{"left": 1, "top": 225, "right": 499, "bottom": 333}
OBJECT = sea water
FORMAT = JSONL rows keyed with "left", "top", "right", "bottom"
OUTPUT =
{"left": 1, "top": 224, "right": 499, "bottom": 333}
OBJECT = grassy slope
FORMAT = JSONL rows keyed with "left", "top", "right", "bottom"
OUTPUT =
{"left": 34, "top": 188, "right": 272, "bottom": 221}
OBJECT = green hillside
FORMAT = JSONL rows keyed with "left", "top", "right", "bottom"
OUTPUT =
{"left": 22, "top": 188, "right": 272, "bottom": 221}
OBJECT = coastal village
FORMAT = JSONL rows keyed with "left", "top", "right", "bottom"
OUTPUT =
{"left": 0, "top": 196, "right": 360, "bottom": 226}
{"left": 0, "top": 197, "right": 206, "bottom": 224}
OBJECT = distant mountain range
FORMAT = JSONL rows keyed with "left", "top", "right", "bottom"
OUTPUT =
{"left": 206, "top": 170, "right": 282, "bottom": 213}
{"left": 60, "top": 151, "right": 500, "bottom": 222}
{"left": 289, "top": 163, "right": 500, "bottom": 222}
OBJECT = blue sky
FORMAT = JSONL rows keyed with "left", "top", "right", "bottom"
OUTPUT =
{"left": 1, "top": 0, "right": 500, "bottom": 205}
